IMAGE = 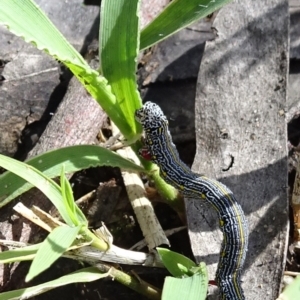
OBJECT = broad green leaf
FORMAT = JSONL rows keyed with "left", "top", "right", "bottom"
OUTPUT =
{"left": 0, "top": 243, "right": 41, "bottom": 264}
{"left": 0, "top": 154, "right": 75, "bottom": 225}
{"left": 0, "top": 145, "right": 145, "bottom": 209}
{"left": 140, "top": 0, "right": 232, "bottom": 49}
{"left": 157, "top": 247, "right": 197, "bottom": 277}
{"left": 0, "top": 267, "right": 109, "bottom": 300}
{"left": 100, "top": 0, "right": 142, "bottom": 134}
{"left": 26, "top": 225, "right": 81, "bottom": 282}
{"left": 162, "top": 270, "right": 208, "bottom": 300}
{"left": 0, "top": 0, "right": 133, "bottom": 138}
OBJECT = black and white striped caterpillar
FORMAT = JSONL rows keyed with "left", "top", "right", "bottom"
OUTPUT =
{"left": 135, "top": 102, "right": 248, "bottom": 300}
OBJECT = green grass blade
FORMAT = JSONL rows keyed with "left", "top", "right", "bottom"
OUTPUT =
{"left": 140, "top": 0, "right": 232, "bottom": 49}
{"left": 0, "top": 0, "right": 85, "bottom": 65}
{"left": 60, "top": 168, "right": 78, "bottom": 225}
{"left": 0, "top": 0, "right": 132, "bottom": 137}
{"left": 60, "top": 169, "right": 88, "bottom": 225}
{"left": 0, "top": 145, "right": 145, "bottom": 209}
{"left": 0, "top": 267, "right": 109, "bottom": 300}
{"left": 26, "top": 225, "right": 81, "bottom": 282}
{"left": 0, "top": 154, "right": 76, "bottom": 225}
{"left": 100, "top": 0, "right": 142, "bottom": 134}
{"left": 69, "top": 64, "right": 132, "bottom": 138}
{"left": 0, "top": 243, "right": 40, "bottom": 264}
{"left": 162, "top": 270, "right": 208, "bottom": 300}
{"left": 60, "top": 170, "right": 83, "bottom": 226}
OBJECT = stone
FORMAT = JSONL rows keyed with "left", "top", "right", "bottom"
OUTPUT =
{"left": 186, "top": 1, "right": 289, "bottom": 299}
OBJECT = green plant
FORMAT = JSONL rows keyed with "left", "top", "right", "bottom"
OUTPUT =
{"left": 0, "top": 0, "right": 232, "bottom": 298}
{"left": 157, "top": 248, "right": 208, "bottom": 300}
{"left": 0, "top": 0, "right": 231, "bottom": 202}
{"left": 0, "top": 154, "right": 161, "bottom": 299}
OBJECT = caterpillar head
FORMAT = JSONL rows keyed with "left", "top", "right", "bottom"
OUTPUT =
{"left": 135, "top": 102, "right": 168, "bottom": 129}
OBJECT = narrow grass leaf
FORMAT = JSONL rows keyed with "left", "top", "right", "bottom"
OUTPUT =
{"left": 140, "top": 0, "right": 232, "bottom": 49}
{"left": 0, "top": 145, "right": 145, "bottom": 209}
{"left": 0, "top": 267, "right": 109, "bottom": 300}
{"left": 100, "top": 0, "right": 142, "bottom": 134}
{"left": 26, "top": 225, "right": 81, "bottom": 282}
{"left": 60, "top": 169, "right": 87, "bottom": 225}
{"left": 68, "top": 64, "right": 132, "bottom": 137}
{"left": 60, "top": 168, "right": 78, "bottom": 226}
{"left": 0, "top": 154, "right": 75, "bottom": 225}
{"left": 0, "top": 0, "right": 132, "bottom": 137}
{"left": 0, "top": 243, "right": 40, "bottom": 264}
{"left": 0, "top": 0, "right": 85, "bottom": 65}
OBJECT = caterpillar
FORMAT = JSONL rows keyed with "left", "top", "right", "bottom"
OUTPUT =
{"left": 135, "top": 102, "right": 248, "bottom": 300}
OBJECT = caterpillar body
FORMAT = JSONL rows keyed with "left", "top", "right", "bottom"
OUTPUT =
{"left": 135, "top": 102, "right": 248, "bottom": 300}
